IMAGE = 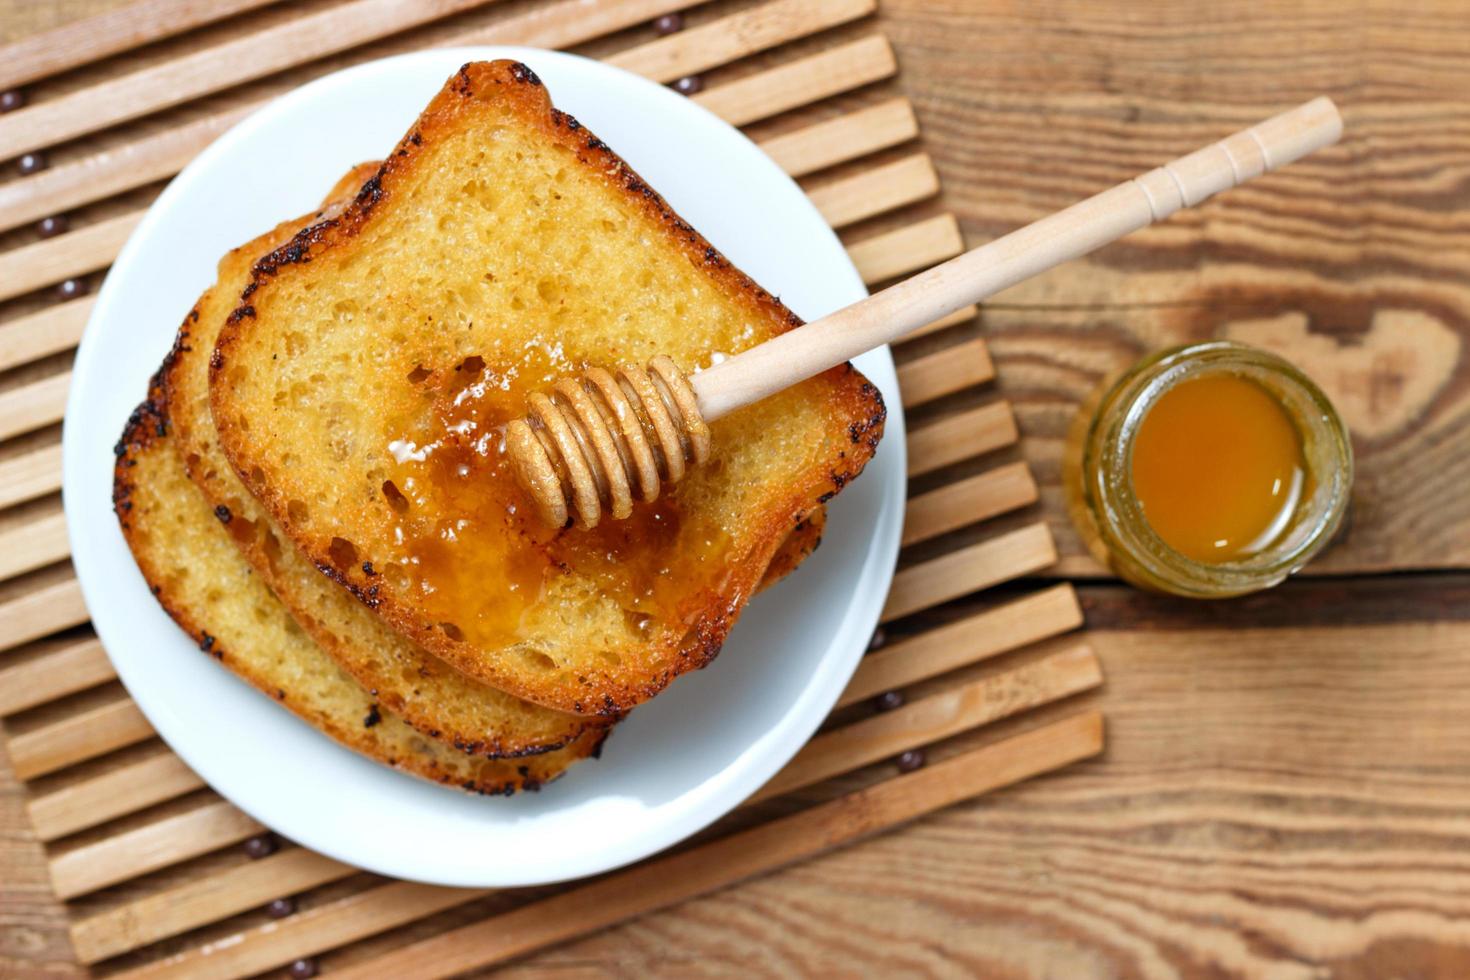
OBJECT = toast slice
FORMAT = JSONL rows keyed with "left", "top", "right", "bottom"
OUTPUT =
{"left": 167, "top": 164, "right": 606, "bottom": 757}
{"left": 113, "top": 380, "right": 605, "bottom": 793}
{"left": 211, "top": 60, "right": 885, "bottom": 715}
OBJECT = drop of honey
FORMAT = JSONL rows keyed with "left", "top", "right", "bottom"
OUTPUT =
{"left": 1130, "top": 373, "right": 1309, "bottom": 563}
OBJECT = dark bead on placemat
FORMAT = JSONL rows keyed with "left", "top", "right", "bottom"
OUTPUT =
{"left": 37, "top": 215, "right": 69, "bottom": 238}
{"left": 672, "top": 75, "right": 704, "bottom": 96}
{"left": 653, "top": 12, "right": 684, "bottom": 35}
{"left": 0, "top": 89, "right": 24, "bottom": 113}
{"left": 897, "top": 749, "right": 926, "bottom": 773}
{"left": 243, "top": 833, "right": 278, "bottom": 859}
{"left": 867, "top": 627, "right": 887, "bottom": 651}
{"left": 266, "top": 897, "right": 296, "bottom": 919}
{"left": 55, "top": 278, "right": 87, "bottom": 301}
{"left": 288, "top": 958, "right": 319, "bottom": 979}
{"left": 874, "top": 690, "right": 905, "bottom": 712}
{"left": 18, "top": 151, "right": 47, "bottom": 175}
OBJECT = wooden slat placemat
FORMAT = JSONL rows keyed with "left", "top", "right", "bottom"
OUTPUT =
{"left": 0, "top": 1, "right": 1104, "bottom": 974}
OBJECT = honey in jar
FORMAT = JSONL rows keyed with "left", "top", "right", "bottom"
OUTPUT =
{"left": 1065, "top": 341, "right": 1352, "bottom": 598}
{"left": 1130, "top": 373, "right": 1308, "bottom": 563}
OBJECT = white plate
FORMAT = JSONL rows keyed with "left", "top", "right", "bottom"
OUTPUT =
{"left": 63, "top": 47, "right": 905, "bottom": 887}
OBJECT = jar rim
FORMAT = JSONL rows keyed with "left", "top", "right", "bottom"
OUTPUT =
{"left": 1085, "top": 341, "right": 1353, "bottom": 597}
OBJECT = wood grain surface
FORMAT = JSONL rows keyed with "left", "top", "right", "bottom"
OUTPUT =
{"left": 877, "top": 0, "right": 1470, "bottom": 576}
{"left": 2, "top": 0, "right": 1469, "bottom": 977}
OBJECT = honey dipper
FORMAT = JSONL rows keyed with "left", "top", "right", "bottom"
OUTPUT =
{"left": 508, "top": 97, "right": 1342, "bottom": 529}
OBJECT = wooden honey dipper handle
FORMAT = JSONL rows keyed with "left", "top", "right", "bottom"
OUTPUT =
{"left": 692, "top": 96, "right": 1342, "bottom": 419}
{"left": 509, "top": 97, "right": 1342, "bottom": 528}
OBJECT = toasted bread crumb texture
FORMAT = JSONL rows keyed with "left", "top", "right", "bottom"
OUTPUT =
{"left": 112, "top": 390, "right": 602, "bottom": 794}
{"left": 166, "top": 164, "right": 605, "bottom": 757}
{"left": 212, "top": 61, "right": 884, "bottom": 714}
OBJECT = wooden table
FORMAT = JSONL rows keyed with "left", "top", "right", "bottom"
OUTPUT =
{"left": 4, "top": 1, "right": 1470, "bottom": 975}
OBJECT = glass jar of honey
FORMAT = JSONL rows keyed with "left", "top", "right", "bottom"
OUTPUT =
{"left": 1065, "top": 341, "right": 1352, "bottom": 598}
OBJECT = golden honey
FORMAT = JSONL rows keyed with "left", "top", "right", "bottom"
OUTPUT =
{"left": 1065, "top": 342, "right": 1352, "bottom": 598}
{"left": 374, "top": 343, "right": 726, "bottom": 652}
{"left": 1130, "top": 374, "right": 1309, "bottom": 563}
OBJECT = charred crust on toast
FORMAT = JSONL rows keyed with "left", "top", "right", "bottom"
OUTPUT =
{"left": 208, "top": 60, "right": 886, "bottom": 715}
{"left": 316, "top": 559, "right": 382, "bottom": 609}
{"left": 364, "top": 704, "right": 382, "bottom": 728}
{"left": 247, "top": 216, "right": 343, "bottom": 286}
{"left": 113, "top": 399, "right": 162, "bottom": 524}
{"left": 354, "top": 174, "right": 385, "bottom": 210}
{"left": 508, "top": 62, "right": 542, "bottom": 86}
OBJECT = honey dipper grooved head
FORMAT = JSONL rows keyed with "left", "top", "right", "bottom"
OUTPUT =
{"left": 506, "top": 356, "right": 711, "bottom": 529}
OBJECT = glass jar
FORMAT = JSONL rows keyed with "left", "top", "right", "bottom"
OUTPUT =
{"left": 1065, "top": 341, "right": 1353, "bottom": 598}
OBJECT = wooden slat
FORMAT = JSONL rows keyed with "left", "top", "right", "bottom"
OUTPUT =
{"left": 70, "top": 847, "right": 357, "bottom": 966}
{"left": 0, "top": 214, "right": 139, "bottom": 304}
{"left": 761, "top": 98, "right": 918, "bottom": 178}
{"left": 696, "top": 34, "right": 897, "bottom": 128}
{"left": 0, "top": 0, "right": 282, "bottom": 90}
{"left": 902, "top": 462, "right": 1038, "bottom": 547}
{"left": 0, "top": 88, "right": 911, "bottom": 241}
{"left": 0, "top": 509, "right": 68, "bottom": 582}
{"left": 0, "top": 372, "right": 71, "bottom": 442}
{"left": 0, "top": 0, "right": 503, "bottom": 161}
{"left": 50, "top": 800, "right": 264, "bottom": 900}
{"left": 0, "top": 635, "right": 114, "bottom": 716}
{"left": 809, "top": 153, "right": 939, "bottom": 228}
{"left": 839, "top": 584, "right": 1084, "bottom": 708}
{"left": 753, "top": 645, "right": 1102, "bottom": 802}
{"left": 329, "top": 714, "right": 1105, "bottom": 980}
{"left": 120, "top": 880, "right": 491, "bottom": 979}
{"left": 906, "top": 303, "right": 978, "bottom": 340}
{"left": 0, "top": 0, "right": 701, "bottom": 233}
{"left": 608, "top": 0, "right": 874, "bottom": 84}
{"left": 0, "top": 299, "right": 93, "bottom": 372}
{"left": 0, "top": 577, "right": 88, "bottom": 654}
{"left": 882, "top": 523, "right": 1057, "bottom": 621}
{"left": 0, "top": 443, "right": 64, "bottom": 510}
{"left": 0, "top": 107, "right": 252, "bottom": 235}
{"left": 8, "top": 699, "right": 154, "bottom": 781}
{"left": 850, "top": 212, "right": 964, "bottom": 284}
{"left": 907, "top": 401, "right": 1018, "bottom": 477}
{"left": 897, "top": 337, "right": 994, "bottom": 408}
{"left": 29, "top": 752, "right": 204, "bottom": 843}
{"left": 453, "top": 0, "right": 694, "bottom": 47}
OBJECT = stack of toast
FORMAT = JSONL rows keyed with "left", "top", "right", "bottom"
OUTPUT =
{"left": 114, "top": 60, "right": 884, "bottom": 794}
